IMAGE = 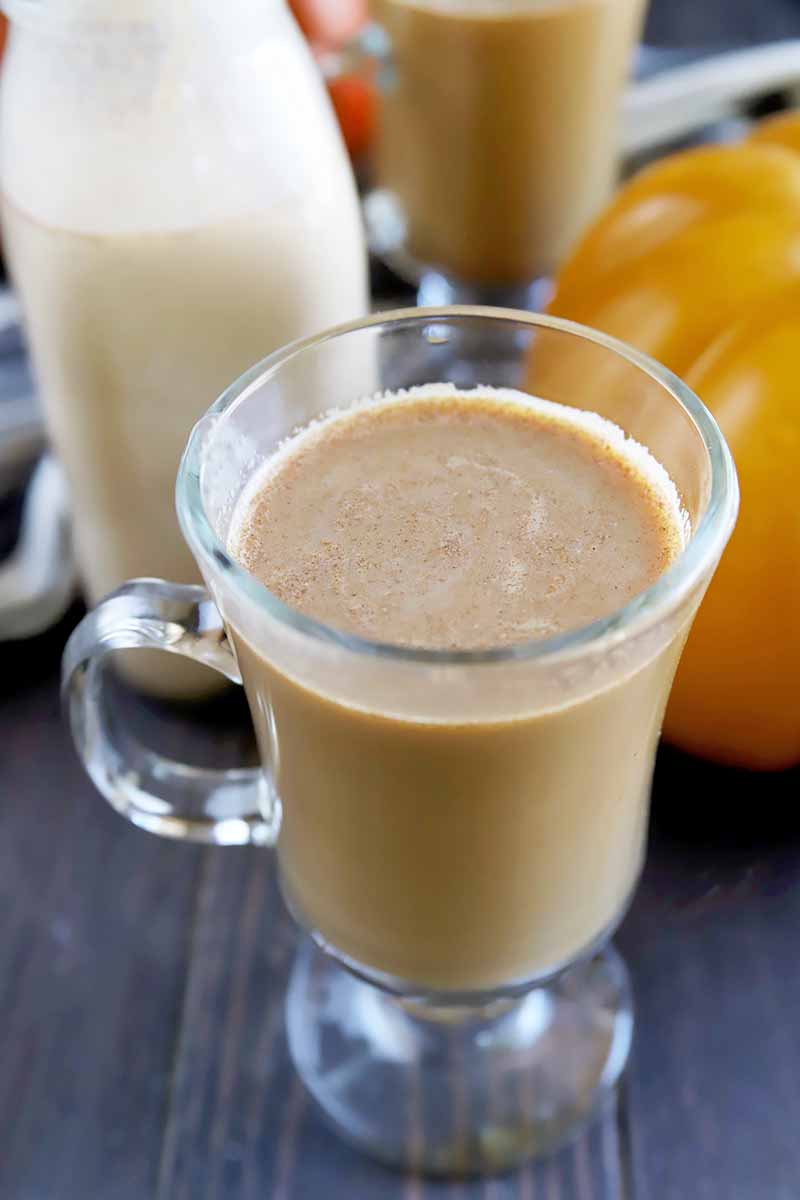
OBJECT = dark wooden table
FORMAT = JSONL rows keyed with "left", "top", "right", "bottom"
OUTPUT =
{"left": 4, "top": 3, "right": 800, "bottom": 1197}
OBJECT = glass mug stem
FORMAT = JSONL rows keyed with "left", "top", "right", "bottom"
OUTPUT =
{"left": 62, "top": 578, "right": 279, "bottom": 846}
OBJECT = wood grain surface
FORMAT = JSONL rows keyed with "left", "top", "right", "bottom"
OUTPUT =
{"left": 5, "top": 607, "right": 800, "bottom": 1200}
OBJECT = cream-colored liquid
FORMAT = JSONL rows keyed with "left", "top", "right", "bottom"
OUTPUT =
{"left": 0, "top": 3, "right": 367, "bottom": 696}
{"left": 2, "top": 201, "right": 366, "bottom": 695}
{"left": 230, "top": 386, "right": 687, "bottom": 991}
{"left": 373, "top": 0, "right": 646, "bottom": 286}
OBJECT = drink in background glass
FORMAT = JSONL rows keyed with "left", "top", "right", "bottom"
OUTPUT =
{"left": 364, "top": 0, "right": 647, "bottom": 305}
{"left": 0, "top": 0, "right": 367, "bottom": 697}
{"left": 62, "top": 309, "right": 737, "bottom": 1173}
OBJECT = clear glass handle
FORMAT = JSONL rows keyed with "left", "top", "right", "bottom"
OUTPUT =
{"left": 62, "top": 578, "right": 280, "bottom": 846}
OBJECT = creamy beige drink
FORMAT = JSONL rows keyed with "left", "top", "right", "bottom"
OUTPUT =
{"left": 0, "top": 0, "right": 367, "bottom": 697}
{"left": 2, "top": 204, "right": 365, "bottom": 696}
{"left": 373, "top": 0, "right": 646, "bottom": 286}
{"left": 2, "top": 203, "right": 366, "bottom": 611}
{"left": 227, "top": 385, "right": 687, "bottom": 992}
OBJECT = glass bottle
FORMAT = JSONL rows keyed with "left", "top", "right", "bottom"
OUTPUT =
{"left": 0, "top": 0, "right": 368, "bottom": 695}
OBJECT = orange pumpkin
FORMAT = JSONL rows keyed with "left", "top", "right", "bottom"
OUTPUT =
{"left": 327, "top": 70, "right": 377, "bottom": 162}
{"left": 670, "top": 288, "right": 800, "bottom": 769}
{"left": 546, "top": 124, "right": 800, "bottom": 769}
{"left": 748, "top": 109, "right": 800, "bottom": 156}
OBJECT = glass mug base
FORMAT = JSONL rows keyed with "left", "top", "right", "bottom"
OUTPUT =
{"left": 415, "top": 270, "right": 554, "bottom": 315}
{"left": 364, "top": 188, "right": 554, "bottom": 312}
{"left": 286, "top": 936, "right": 633, "bottom": 1176}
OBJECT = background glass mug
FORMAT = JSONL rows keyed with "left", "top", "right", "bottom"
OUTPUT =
{"left": 63, "top": 308, "right": 737, "bottom": 1174}
{"left": 338, "top": 0, "right": 648, "bottom": 306}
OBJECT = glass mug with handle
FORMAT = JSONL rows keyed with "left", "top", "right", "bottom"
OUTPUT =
{"left": 63, "top": 308, "right": 737, "bottom": 1174}
{"left": 331, "top": 0, "right": 648, "bottom": 307}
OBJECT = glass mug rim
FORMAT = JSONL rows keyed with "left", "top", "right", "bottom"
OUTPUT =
{"left": 177, "top": 305, "right": 738, "bottom": 667}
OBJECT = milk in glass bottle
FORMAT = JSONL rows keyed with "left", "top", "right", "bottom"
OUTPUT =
{"left": 0, "top": 0, "right": 367, "bottom": 696}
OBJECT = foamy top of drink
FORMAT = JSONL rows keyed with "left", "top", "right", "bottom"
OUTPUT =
{"left": 230, "top": 384, "right": 689, "bottom": 650}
